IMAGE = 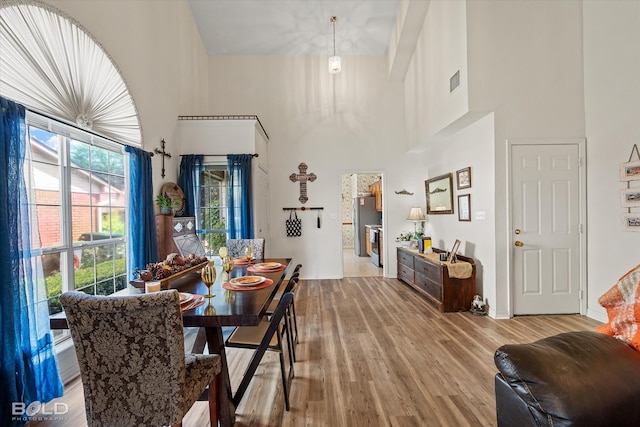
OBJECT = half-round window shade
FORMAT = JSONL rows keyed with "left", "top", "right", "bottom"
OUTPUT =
{"left": 0, "top": 1, "right": 142, "bottom": 146}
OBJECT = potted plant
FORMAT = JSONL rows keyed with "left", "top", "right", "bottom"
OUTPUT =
{"left": 395, "top": 231, "right": 424, "bottom": 248}
{"left": 156, "top": 194, "right": 179, "bottom": 215}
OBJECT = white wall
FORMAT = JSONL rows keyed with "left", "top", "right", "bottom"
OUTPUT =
{"left": 419, "top": 113, "right": 496, "bottom": 300}
{"left": 404, "top": 0, "right": 470, "bottom": 152}
{"left": 401, "top": 0, "right": 587, "bottom": 317}
{"left": 583, "top": 1, "right": 640, "bottom": 322}
{"left": 206, "top": 56, "right": 421, "bottom": 278}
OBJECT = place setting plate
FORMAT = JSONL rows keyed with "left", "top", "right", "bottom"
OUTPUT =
{"left": 179, "top": 292, "right": 194, "bottom": 304}
{"left": 229, "top": 276, "right": 266, "bottom": 287}
{"left": 253, "top": 262, "right": 281, "bottom": 270}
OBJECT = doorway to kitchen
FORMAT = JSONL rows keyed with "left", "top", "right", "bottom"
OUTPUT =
{"left": 341, "top": 172, "right": 384, "bottom": 278}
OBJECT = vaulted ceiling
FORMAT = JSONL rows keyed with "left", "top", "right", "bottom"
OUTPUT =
{"left": 188, "top": 0, "right": 401, "bottom": 56}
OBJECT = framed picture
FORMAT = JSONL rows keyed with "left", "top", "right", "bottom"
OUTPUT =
{"left": 623, "top": 214, "right": 640, "bottom": 231}
{"left": 456, "top": 167, "right": 471, "bottom": 189}
{"left": 458, "top": 194, "right": 471, "bottom": 221}
{"left": 620, "top": 160, "right": 640, "bottom": 181}
{"left": 425, "top": 173, "right": 454, "bottom": 215}
{"left": 621, "top": 188, "right": 640, "bottom": 208}
{"left": 448, "top": 239, "right": 461, "bottom": 262}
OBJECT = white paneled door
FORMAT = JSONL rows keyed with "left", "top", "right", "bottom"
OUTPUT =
{"left": 511, "top": 143, "right": 583, "bottom": 314}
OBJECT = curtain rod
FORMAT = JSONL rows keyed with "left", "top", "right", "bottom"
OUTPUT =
{"left": 180, "top": 153, "right": 259, "bottom": 158}
{"left": 24, "top": 107, "right": 156, "bottom": 157}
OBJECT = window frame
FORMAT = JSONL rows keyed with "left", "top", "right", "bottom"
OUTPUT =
{"left": 25, "top": 111, "right": 129, "bottom": 342}
{"left": 195, "top": 163, "right": 229, "bottom": 256}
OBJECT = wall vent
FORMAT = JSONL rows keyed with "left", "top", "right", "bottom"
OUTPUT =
{"left": 450, "top": 70, "right": 460, "bottom": 93}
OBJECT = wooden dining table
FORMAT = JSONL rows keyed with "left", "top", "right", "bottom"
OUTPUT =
{"left": 51, "top": 256, "right": 292, "bottom": 427}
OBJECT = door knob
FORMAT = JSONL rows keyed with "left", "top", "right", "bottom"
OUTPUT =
{"left": 514, "top": 241, "right": 524, "bottom": 247}
{"left": 514, "top": 228, "right": 521, "bottom": 234}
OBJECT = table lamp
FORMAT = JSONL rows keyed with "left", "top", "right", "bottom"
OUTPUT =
{"left": 407, "top": 207, "right": 424, "bottom": 234}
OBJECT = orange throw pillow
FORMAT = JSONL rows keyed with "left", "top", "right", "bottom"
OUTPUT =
{"left": 596, "top": 264, "right": 640, "bottom": 350}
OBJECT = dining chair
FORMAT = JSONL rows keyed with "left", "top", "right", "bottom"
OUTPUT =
{"left": 267, "top": 264, "right": 302, "bottom": 359}
{"left": 226, "top": 238, "right": 265, "bottom": 259}
{"left": 60, "top": 290, "right": 221, "bottom": 427}
{"left": 225, "top": 292, "right": 295, "bottom": 410}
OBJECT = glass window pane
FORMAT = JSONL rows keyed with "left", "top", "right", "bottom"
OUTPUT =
{"left": 90, "top": 145, "right": 109, "bottom": 173}
{"left": 115, "top": 275, "right": 126, "bottom": 292}
{"left": 201, "top": 232, "right": 226, "bottom": 256}
{"left": 43, "top": 253, "right": 63, "bottom": 315}
{"left": 70, "top": 139, "right": 90, "bottom": 169}
{"left": 109, "top": 151, "right": 124, "bottom": 176}
{"left": 110, "top": 175, "right": 126, "bottom": 207}
{"left": 74, "top": 247, "right": 95, "bottom": 289}
{"left": 28, "top": 127, "right": 59, "bottom": 165}
{"left": 72, "top": 206, "right": 94, "bottom": 242}
{"left": 96, "top": 279, "right": 113, "bottom": 296}
{"left": 101, "top": 207, "right": 126, "bottom": 237}
{"left": 70, "top": 167, "right": 92, "bottom": 204}
{"left": 115, "top": 243, "right": 126, "bottom": 276}
{"left": 35, "top": 204, "right": 62, "bottom": 248}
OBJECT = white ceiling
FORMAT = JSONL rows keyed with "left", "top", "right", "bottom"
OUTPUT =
{"left": 188, "top": 0, "right": 401, "bottom": 56}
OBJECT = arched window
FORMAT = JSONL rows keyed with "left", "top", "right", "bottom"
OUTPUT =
{"left": 1, "top": 3, "right": 141, "bottom": 375}
{"left": 0, "top": 0, "right": 142, "bottom": 146}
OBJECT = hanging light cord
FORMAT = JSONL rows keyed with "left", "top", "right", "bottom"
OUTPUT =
{"left": 331, "top": 16, "right": 337, "bottom": 56}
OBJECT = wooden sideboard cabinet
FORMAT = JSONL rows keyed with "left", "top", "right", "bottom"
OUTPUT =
{"left": 397, "top": 247, "right": 476, "bottom": 312}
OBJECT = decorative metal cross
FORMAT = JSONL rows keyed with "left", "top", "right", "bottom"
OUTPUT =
{"left": 154, "top": 139, "right": 172, "bottom": 178}
{"left": 289, "top": 162, "right": 317, "bottom": 204}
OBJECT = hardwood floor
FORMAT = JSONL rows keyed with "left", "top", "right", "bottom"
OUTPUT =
{"left": 32, "top": 277, "right": 601, "bottom": 427}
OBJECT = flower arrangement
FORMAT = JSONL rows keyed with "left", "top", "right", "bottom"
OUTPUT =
{"left": 395, "top": 231, "right": 424, "bottom": 243}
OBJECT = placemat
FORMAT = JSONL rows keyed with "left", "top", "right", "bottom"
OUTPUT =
{"left": 248, "top": 265, "right": 286, "bottom": 273}
{"left": 222, "top": 278, "right": 274, "bottom": 291}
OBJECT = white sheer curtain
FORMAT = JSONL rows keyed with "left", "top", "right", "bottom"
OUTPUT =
{"left": 0, "top": 1, "right": 142, "bottom": 146}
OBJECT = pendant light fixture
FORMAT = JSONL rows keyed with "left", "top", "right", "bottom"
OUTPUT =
{"left": 328, "top": 16, "right": 341, "bottom": 74}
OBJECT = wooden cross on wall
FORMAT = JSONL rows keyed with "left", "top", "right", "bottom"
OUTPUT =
{"left": 154, "top": 139, "right": 172, "bottom": 178}
{"left": 289, "top": 162, "right": 317, "bottom": 204}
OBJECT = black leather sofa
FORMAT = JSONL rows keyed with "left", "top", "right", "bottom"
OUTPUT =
{"left": 494, "top": 331, "right": 640, "bottom": 427}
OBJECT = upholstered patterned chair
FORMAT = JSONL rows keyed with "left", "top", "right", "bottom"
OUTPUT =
{"left": 227, "top": 238, "right": 265, "bottom": 259}
{"left": 60, "top": 290, "right": 221, "bottom": 427}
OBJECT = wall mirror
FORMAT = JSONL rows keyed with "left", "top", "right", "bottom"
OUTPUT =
{"left": 425, "top": 173, "right": 454, "bottom": 214}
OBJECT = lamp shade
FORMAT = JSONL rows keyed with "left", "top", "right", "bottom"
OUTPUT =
{"left": 407, "top": 207, "right": 424, "bottom": 221}
{"left": 329, "top": 55, "right": 341, "bottom": 74}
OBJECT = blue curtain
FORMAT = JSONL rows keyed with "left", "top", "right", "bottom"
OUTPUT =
{"left": 125, "top": 146, "right": 159, "bottom": 276}
{"left": 1, "top": 97, "right": 63, "bottom": 425}
{"left": 227, "top": 154, "right": 254, "bottom": 239}
{"left": 178, "top": 154, "right": 203, "bottom": 217}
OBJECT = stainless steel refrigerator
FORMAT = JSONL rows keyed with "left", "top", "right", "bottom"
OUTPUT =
{"left": 353, "top": 196, "right": 382, "bottom": 257}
